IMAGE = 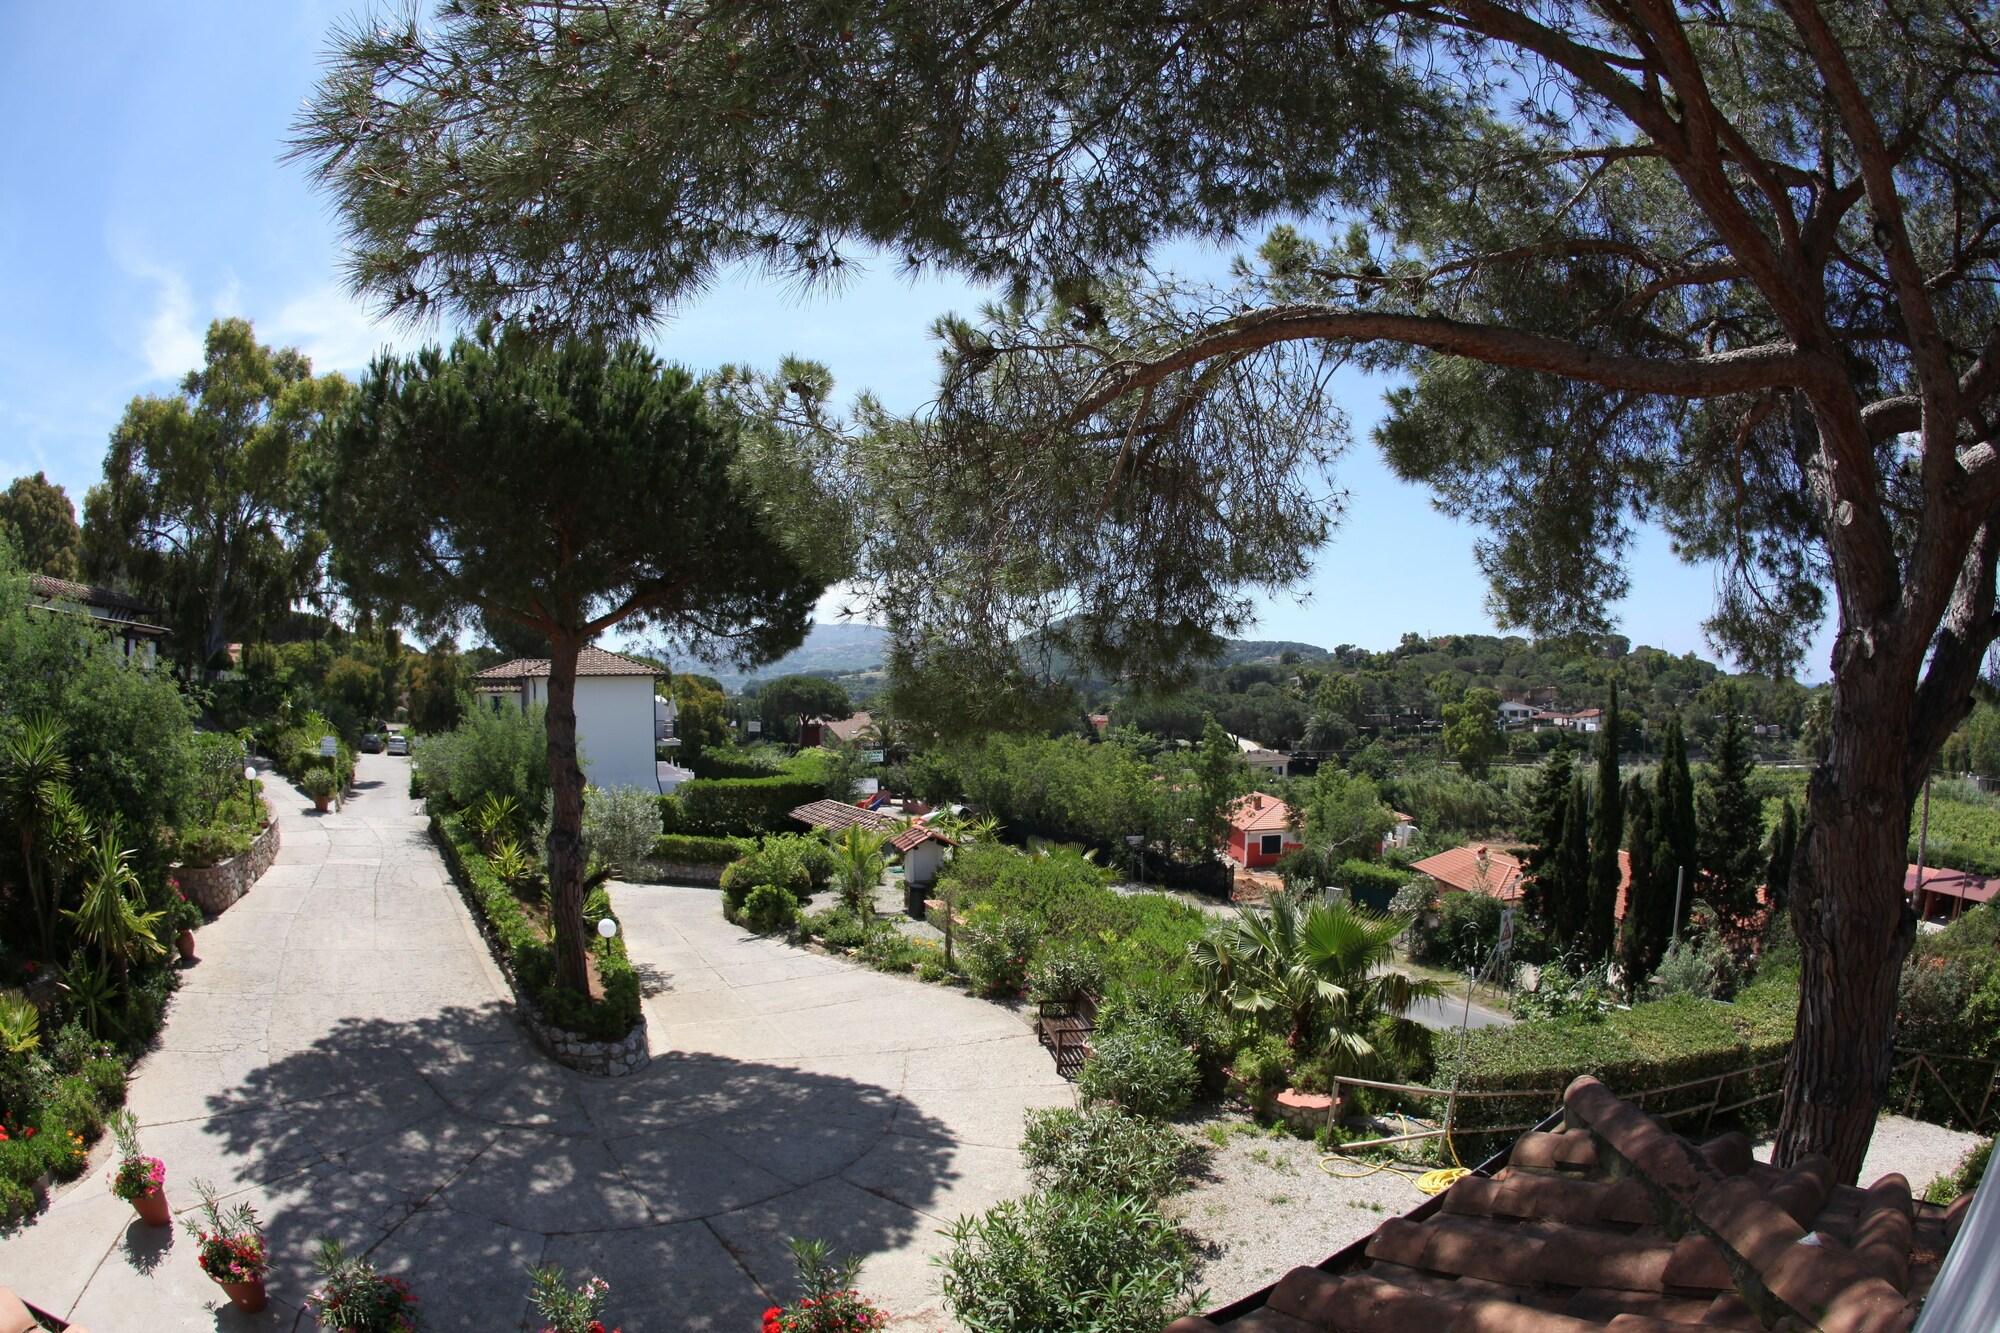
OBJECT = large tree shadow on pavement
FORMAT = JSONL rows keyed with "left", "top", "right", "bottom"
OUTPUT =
{"left": 200, "top": 1004, "right": 959, "bottom": 1330}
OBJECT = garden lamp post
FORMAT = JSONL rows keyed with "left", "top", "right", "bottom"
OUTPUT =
{"left": 244, "top": 764, "right": 257, "bottom": 815}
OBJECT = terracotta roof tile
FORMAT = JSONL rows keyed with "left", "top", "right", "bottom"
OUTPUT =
{"left": 1177, "top": 1074, "right": 1951, "bottom": 1333}
{"left": 1409, "top": 844, "right": 1528, "bottom": 900}
{"left": 887, "top": 824, "right": 951, "bottom": 853}
{"left": 787, "top": 799, "right": 899, "bottom": 834}
{"left": 472, "top": 646, "right": 660, "bottom": 679}
{"left": 1227, "top": 792, "right": 1297, "bottom": 834}
{"left": 27, "top": 573, "right": 157, "bottom": 615}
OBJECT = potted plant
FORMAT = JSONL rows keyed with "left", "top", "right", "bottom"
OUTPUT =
{"left": 168, "top": 890, "right": 201, "bottom": 962}
{"left": 759, "top": 1239, "right": 888, "bottom": 1332}
{"left": 106, "top": 1109, "right": 169, "bottom": 1226}
{"left": 527, "top": 1264, "right": 618, "bottom": 1333}
{"left": 308, "top": 1239, "right": 421, "bottom": 1330}
{"left": 183, "top": 1179, "right": 269, "bottom": 1312}
{"left": 303, "top": 766, "right": 338, "bottom": 813}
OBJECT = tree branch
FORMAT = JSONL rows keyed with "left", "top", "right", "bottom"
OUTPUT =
{"left": 1063, "top": 305, "right": 1813, "bottom": 423}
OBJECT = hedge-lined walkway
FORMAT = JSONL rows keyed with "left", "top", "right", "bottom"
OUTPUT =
{"left": 0, "top": 753, "right": 1069, "bottom": 1331}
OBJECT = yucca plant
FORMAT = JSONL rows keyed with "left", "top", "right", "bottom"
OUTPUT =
{"left": 828, "top": 824, "right": 887, "bottom": 917}
{"left": 63, "top": 831, "right": 167, "bottom": 973}
{"left": 0, "top": 989, "right": 40, "bottom": 1055}
{"left": 1190, "top": 894, "right": 1440, "bottom": 1078}
{"left": 470, "top": 792, "right": 521, "bottom": 854}
{"left": 0, "top": 713, "right": 91, "bottom": 955}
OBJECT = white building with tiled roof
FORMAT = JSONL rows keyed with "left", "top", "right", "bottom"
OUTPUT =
{"left": 472, "top": 646, "right": 662, "bottom": 792}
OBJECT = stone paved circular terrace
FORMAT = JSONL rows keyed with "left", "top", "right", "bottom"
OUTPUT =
{"left": 0, "top": 752, "right": 1070, "bottom": 1331}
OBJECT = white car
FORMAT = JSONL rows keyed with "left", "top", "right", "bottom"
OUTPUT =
{"left": 386, "top": 734, "right": 410, "bottom": 756}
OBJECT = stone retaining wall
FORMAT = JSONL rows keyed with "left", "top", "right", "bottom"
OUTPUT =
{"left": 175, "top": 804, "right": 280, "bottom": 916}
{"left": 522, "top": 1008, "right": 652, "bottom": 1077}
{"left": 648, "top": 860, "right": 728, "bottom": 887}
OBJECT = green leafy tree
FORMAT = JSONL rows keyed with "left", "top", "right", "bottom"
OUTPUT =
{"left": 1587, "top": 683, "right": 1623, "bottom": 959}
{"left": 1699, "top": 711, "right": 1766, "bottom": 932}
{"left": 84, "top": 318, "right": 348, "bottom": 673}
{"left": 320, "top": 329, "right": 827, "bottom": 1000}
{"left": 758, "top": 674, "right": 852, "bottom": 744}
{"left": 1186, "top": 717, "right": 1247, "bottom": 858}
{"left": 1189, "top": 895, "right": 1440, "bottom": 1070}
{"left": 668, "top": 673, "right": 731, "bottom": 763}
{"left": 298, "top": 0, "right": 2000, "bottom": 1175}
{"left": 0, "top": 472, "right": 82, "bottom": 579}
{"left": 406, "top": 643, "right": 468, "bottom": 734}
{"left": 1655, "top": 717, "right": 1700, "bottom": 940}
{"left": 1766, "top": 798, "right": 1801, "bottom": 915}
{"left": 1302, "top": 769, "right": 1393, "bottom": 864}
{"left": 1440, "top": 687, "right": 1503, "bottom": 778}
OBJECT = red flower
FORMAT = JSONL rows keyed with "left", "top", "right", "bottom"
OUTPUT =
{"left": 22, "top": 962, "right": 36, "bottom": 974}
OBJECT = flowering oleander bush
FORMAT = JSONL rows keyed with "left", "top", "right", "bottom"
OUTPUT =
{"left": 182, "top": 1179, "right": 267, "bottom": 1283}
{"left": 106, "top": 1109, "right": 163, "bottom": 1202}
{"left": 527, "top": 1265, "right": 618, "bottom": 1333}
{"left": 308, "top": 1239, "right": 421, "bottom": 1331}
{"left": 760, "top": 1239, "right": 889, "bottom": 1333}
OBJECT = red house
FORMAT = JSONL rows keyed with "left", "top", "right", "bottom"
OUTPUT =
{"left": 1225, "top": 792, "right": 1304, "bottom": 869}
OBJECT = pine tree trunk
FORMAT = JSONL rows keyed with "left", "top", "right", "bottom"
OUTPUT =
{"left": 1772, "top": 671, "right": 1916, "bottom": 1183}
{"left": 542, "top": 633, "right": 591, "bottom": 998}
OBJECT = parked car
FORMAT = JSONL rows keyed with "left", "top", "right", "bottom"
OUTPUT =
{"left": 359, "top": 733, "right": 384, "bottom": 754}
{"left": 386, "top": 734, "right": 409, "bottom": 756}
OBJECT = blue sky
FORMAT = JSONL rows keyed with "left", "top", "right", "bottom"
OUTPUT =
{"left": 0, "top": 4, "right": 1831, "bottom": 679}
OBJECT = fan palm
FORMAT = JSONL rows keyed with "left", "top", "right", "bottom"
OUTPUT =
{"left": 1190, "top": 894, "right": 1441, "bottom": 1079}
{"left": 63, "top": 831, "right": 167, "bottom": 972}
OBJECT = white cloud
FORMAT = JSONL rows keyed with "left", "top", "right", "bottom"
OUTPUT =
{"left": 264, "top": 283, "right": 432, "bottom": 376}
{"left": 129, "top": 257, "right": 202, "bottom": 381}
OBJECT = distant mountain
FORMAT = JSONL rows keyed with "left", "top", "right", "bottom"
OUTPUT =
{"left": 1209, "top": 639, "right": 1331, "bottom": 667}
{"left": 695, "top": 622, "right": 893, "bottom": 688}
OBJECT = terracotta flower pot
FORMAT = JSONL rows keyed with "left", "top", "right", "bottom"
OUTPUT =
{"left": 217, "top": 1276, "right": 268, "bottom": 1313}
{"left": 313, "top": 795, "right": 331, "bottom": 813}
{"left": 176, "top": 928, "right": 197, "bottom": 962}
{"left": 132, "top": 1188, "right": 170, "bottom": 1227}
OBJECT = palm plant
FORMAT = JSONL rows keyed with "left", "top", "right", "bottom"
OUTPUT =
{"left": 828, "top": 824, "right": 887, "bottom": 917}
{"left": 63, "top": 830, "right": 167, "bottom": 972}
{"left": 470, "top": 792, "right": 521, "bottom": 853}
{"left": 1190, "top": 894, "right": 1441, "bottom": 1080}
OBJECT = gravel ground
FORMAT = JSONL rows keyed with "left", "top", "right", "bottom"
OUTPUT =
{"left": 1755, "top": 1113, "right": 1987, "bottom": 1194}
{"left": 1169, "top": 1117, "right": 1443, "bottom": 1308}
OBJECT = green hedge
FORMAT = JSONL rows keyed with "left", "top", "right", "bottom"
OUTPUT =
{"left": 1439, "top": 971, "right": 1799, "bottom": 1158}
{"left": 1337, "top": 858, "right": 1413, "bottom": 911}
{"left": 672, "top": 776, "right": 826, "bottom": 836}
{"left": 432, "top": 813, "right": 640, "bottom": 1042}
{"left": 654, "top": 833, "right": 754, "bottom": 865}
{"left": 689, "top": 750, "right": 783, "bottom": 780}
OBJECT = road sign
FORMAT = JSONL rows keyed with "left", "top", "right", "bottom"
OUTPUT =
{"left": 746, "top": 719, "right": 761, "bottom": 734}
{"left": 863, "top": 749, "right": 885, "bottom": 764}
{"left": 1497, "top": 907, "right": 1516, "bottom": 956}
{"left": 318, "top": 735, "right": 338, "bottom": 758}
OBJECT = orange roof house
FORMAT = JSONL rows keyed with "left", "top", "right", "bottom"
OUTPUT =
{"left": 1225, "top": 792, "right": 1304, "bottom": 870}
{"left": 1411, "top": 843, "right": 1529, "bottom": 901}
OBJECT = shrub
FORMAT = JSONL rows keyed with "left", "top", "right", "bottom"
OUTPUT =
{"left": 174, "top": 824, "right": 253, "bottom": 868}
{"left": 961, "top": 915, "right": 1038, "bottom": 998}
{"left": 1028, "top": 947, "right": 1104, "bottom": 1007}
{"left": 1922, "top": 1138, "right": 1991, "bottom": 1204}
{"left": 937, "top": 1188, "right": 1200, "bottom": 1333}
{"left": 801, "top": 906, "right": 880, "bottom": 951}
{"left": 1651, "top": 934, "right": 1742, "bottom": 1000}
{"left": 675, "top": 776, "right": 827, "bottom": 836}
{"left": 583, "top": 784, "right": 663, "bottom": 877}
{"left": 653, "top": 833, "right": 753, "bottom": 865}
{"left": 306, "top": 1238, "right": 420, "bottom": 1331}
{"left": 1334, "top": 858, "right": 1414, "bottom": 910}
{"left": 1095, "top": 981, "right": 1231, "bottom": 1096}
{"left": 301, "top": 766, "right": 338, "bottom": 802}
{"left": 1409, "top": 891, "right": 1503, "bottom": 971}
{"left": 741, "top": 884, "right": 801, "bottom": 934}
{"left": 411, "top": 702, "right": 547, "bottom": 817}
{"left": 1019, "top": 1106, "right": 1196, "bottom": 1201}
{"left": 858, "top": 931, "right": 927, "bottom": 974}
{"left": 1076, "top": 1023, "right": 1199, "bottom": 1120}
{"left": 763, "top": 1237, "right": 890, "bottom": 1333}
{"left": 1229, "top": 1033, "right": 1294, "bottom": 1116}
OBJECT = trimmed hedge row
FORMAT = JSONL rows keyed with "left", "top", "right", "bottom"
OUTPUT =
{"left": 654, "top": 833, "right": 754, "bottom": 865}
{"left": 1439, "top": 971, "right": 1799, "bottom": 1157}
{"left": 661, "top": 777, "right": 826, "bottom": 837}
{"left": 432, "top": 812, "right": 640, "bottom": 1042}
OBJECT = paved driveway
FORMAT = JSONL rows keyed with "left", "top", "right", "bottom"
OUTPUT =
{"left": 0, "top": 753, "right": 1067, "bottom": 1330}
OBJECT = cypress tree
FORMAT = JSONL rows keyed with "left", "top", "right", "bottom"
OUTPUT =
{"left": 1765, "top": 797, "right": 1799, "bottom": 913}
{"left": 1620, "top": 776, "right": 1672, "bottom": 996}
{"left": 1699, "top": 711, "right": 1765, "bottom": 932}
{"left": 1587, "top": 682, "right": 1623, "bottom": 959}
{"left": 1551, "top": 775, "right": 1593, "bottom": 950}
{"left": 1520, "top": 749, "right": 1574, "bottom": 928}
{"left": 1655, "top": 716, "right": 1699, "bottom": 939}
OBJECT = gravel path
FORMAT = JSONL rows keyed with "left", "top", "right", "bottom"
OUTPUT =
{"left": 1169, "top": 1118, "right": 1437, "bottom": 1308}
{"left": 1756, "top": 1113, "right": 1987, "bottom": 1194}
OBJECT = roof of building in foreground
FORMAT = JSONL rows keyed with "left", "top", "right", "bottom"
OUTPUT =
{"left": 1168, "top": 1074, "right": 1964, "bottom": 1333}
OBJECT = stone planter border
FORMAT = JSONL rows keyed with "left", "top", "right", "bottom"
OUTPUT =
{"left": 1274, "top": 1088, "right": 1335, "bottom": 1134}
{"left": 173, "top": 800, "right": 280, "bottom": 917}
{"left": 427, "top": 812, "right": 650, "bottom": 1078}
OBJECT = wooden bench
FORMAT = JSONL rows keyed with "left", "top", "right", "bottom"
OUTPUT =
{"left": 1036, "top": 992, "right": 1100, "bottom": 1079}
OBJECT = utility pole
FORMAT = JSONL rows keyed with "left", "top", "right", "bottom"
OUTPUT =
{"left": 1671, "top": 865, "right": 1685, "bottom": 948}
